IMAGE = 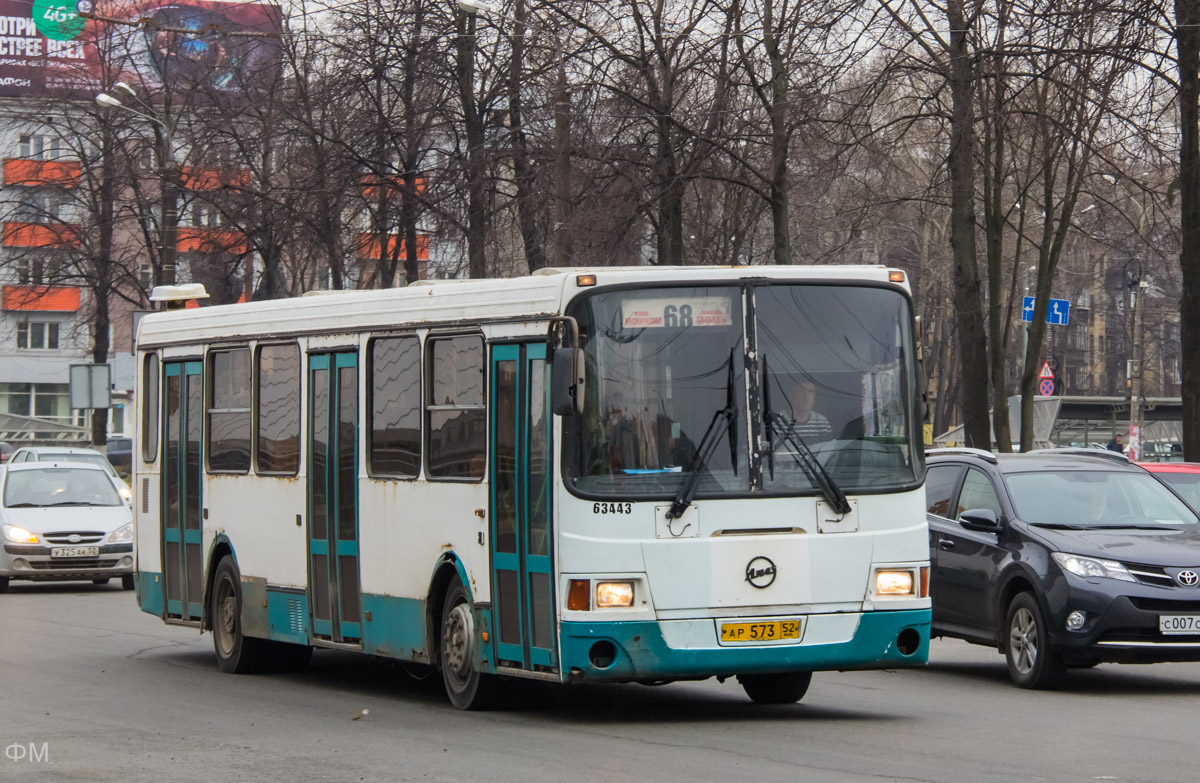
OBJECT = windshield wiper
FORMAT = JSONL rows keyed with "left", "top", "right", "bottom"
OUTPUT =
{"left": 762, "top": 355, "right": 851, "bottom": 516}
{"left": 5, "top": 502, "right": 41, "bottom": 508}
{"left": 1028, "top": 522, "right": 1088, "bottom": 530}
{"left": 45, "top": 501, "right": 97, "bottom": 507}
{"left": 666, "top": 349, "right": 738, "bottom": 521}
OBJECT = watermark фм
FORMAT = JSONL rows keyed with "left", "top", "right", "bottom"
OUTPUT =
{"left": 6, "top": 743, "right": 49, "bottom": 763}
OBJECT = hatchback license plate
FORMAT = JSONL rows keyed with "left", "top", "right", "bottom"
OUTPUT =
{"left": 720, "top": 619, "right": 802, "bottom": 643}
{"left": 1159, "top": 615, "right": 1200, "bottom": 635}
{"left": 51, "top": 546, "right": 99, "bottom": 558}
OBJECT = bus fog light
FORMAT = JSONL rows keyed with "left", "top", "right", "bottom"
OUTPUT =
{"left": 596, "top": 581, "right": 634, "bottom": 607}
{"left": 876, "top": 570, "right": 915, "bottom": 596}
{"left": 1066, "top": 610, "right": 1087, "bottom": 631}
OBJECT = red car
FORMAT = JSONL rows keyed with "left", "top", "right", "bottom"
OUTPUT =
{"left": 1140, "top": 462, "right": 1200, "bottom": 510}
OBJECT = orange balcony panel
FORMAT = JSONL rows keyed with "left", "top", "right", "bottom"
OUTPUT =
{"left": 2, "top": 285, "right": 81, "bottom": 312}
{"left": 3, "top": 158, "right": 81, "bottom": 187}
{"left": 181, "top": 167, "right": 251, "bottom": 191}
{"left": 359, "top": 176, "right": 426, "bottom": 200}
{"left": 357, "top": 233, "right": 429, "bottom": 261}
{"left": 177, "top": 227, "right": 247, "bottom": 254}
{"left": 2, "top": 221, "right": 79, "bottom": 248}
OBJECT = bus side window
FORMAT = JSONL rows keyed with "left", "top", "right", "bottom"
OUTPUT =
{"left": 369, "top": 336, "right": 421, "bottom": 477}
{"left": 142, "top": 353, "right": 159, "bottom": 463}
{"left": 256, "top": 344, "right": 300, "bottom": 474}
{"left": 426, "top": 335, "right": 485, "bottom": 479}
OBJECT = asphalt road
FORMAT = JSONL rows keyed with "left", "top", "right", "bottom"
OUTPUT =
{"left": 3, "top": 582, "right": 1199, "bottom": 783}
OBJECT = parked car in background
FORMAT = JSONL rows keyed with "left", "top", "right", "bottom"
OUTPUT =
{"left": 926, "top": 447, "right": 1200, "bottom": 689}
{"left": 1141, "top": 462, "right": 1200, "bottom": 510}
{"left": 0, "top": 461, "right": 134, "bottom": 592}
{"left": 0, "top": 442, "right": 12, "bottom": 463}
{"left": 8, "top": 447, "right": 132, "bottom": 505}
{"left": 103, "top": 438, "right": 132, "bottom": 479}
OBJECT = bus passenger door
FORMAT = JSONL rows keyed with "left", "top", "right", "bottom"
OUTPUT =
{"left": 490, "top": 343, "right": 557, "bottom": 672}
{"left": 162, "top": 360, "right": 204, "bottom": 622}
{"left": 307, "top": 352, "right": 362, "bottom": 645}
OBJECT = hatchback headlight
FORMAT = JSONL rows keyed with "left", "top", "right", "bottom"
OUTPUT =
{"left": 108, "top": 522, "right": 133, "bottom": 544}
{"left": 2, "top": 524, "right": 39, "bottom": 544}
{"left": 1052, "top": 552, "right": 1136, "bottom": 583}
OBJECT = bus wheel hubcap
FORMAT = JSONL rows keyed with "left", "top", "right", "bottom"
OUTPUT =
{"left": 444, "top": 603, "right": 473, "bottom": 682}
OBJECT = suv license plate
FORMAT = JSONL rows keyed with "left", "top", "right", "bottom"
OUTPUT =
{"left": 51, "top": 546, "right": 100, "bottom": 558}
{"left": 1159, "top": 615, "right": 1200, "bottom": 635}
{"left": 720, "top": 619, "right": 803, "bottom": 643}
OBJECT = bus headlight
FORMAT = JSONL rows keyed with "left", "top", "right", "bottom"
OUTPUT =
{"left": 595, "top": 581, "right": 634, "bottom": 607}
{"left": 875, "top": 569, "right": 915, "bottom": 597}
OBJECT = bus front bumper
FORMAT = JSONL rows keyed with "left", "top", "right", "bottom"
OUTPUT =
{"left": 558, "top": 609, "right": 930, "bottom": 683}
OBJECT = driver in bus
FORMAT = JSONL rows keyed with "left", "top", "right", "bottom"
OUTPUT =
{"left": 784, "top": 377, "right": 834, "bottom": 444}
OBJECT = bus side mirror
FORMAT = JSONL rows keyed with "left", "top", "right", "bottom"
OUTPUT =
{"left": 552, "top": 348, "right": 585, "bottom": 416}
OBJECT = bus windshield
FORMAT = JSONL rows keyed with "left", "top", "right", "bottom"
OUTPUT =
{"left": 563, "top": 283, "right": 923, "bottom": 499}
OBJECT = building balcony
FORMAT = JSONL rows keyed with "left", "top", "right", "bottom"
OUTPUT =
{"left": 1, "top": 285, "right": 81, "bottom": 312}
{"left": 355, "top": 233, "right": 428, "bottom": 261}
{"left": 180, "top": 167, "right": 251, "bottom": 191}
{"left": 177, "top": 227, "right": 246, "bottom": 254}
{"left": 2, "top": 158, "right": 81, "bottom": 188}
{"left": 2, "top": 221, "right": 79, "bottom": 249}
{"left": 359, "top": 175, "right": 425, "bottom": 201}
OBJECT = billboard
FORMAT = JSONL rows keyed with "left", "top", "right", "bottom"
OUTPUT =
{"left": 0, "top": 0, "right": 282, "bottom": 99}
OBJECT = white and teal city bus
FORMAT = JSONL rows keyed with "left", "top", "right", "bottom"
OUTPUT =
{"left": 132, "top": 266, "right": 930, "bottom": 708}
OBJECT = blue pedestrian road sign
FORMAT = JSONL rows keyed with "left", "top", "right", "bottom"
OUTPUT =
{"left": 1022, "top": 297, "right": 1070, "bottom": 325}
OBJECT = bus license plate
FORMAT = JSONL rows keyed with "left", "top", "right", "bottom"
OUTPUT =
{"left": 1159, "top": 615, "right": 1200, "bottom": 635}
{"left": 720, "top": 619, "right": 802, "bottom": 643}
{"left": 51, "top": 547, "right": 99, "bottom": 558}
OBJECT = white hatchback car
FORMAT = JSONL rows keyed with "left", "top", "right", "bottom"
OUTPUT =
{"left": 0, "top": 462, "right": 134, "bottom": 592}
{"left": 8, "top": 446, "right": 133, "bottom": 505}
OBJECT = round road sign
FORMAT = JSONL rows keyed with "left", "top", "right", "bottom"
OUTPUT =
{"left": 1039, "top": 378, "right": 1055, "bottom": 396}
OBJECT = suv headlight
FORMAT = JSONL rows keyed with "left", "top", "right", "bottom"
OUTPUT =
{"left": 108, "top": 522, "right": 133, "bottom": 544}
{"left": 1052, "top": 552, "right": 1136, "bottom": 583}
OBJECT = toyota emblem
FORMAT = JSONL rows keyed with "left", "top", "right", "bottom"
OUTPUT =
{"left": 1177, "top": 570, "right": 1200, "bottom": 587}
{"left": 745, "top": 556, "right": 777, "bottom": 589}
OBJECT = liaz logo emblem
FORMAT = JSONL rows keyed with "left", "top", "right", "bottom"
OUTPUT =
{"left": 745, "top": 557, "right": 777, "bottom": 589}
{"left": 1176, "top": 570, "right": 1199, "bottom": 587}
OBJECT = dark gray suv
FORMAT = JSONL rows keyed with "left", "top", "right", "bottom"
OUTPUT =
{"left": 926, "top": 448, "right": 1200, "bottom": 688}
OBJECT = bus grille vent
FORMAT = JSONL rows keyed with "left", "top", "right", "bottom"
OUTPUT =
{"left": 141, "top": 478, "right": 150, "bottom": 514}
{"left": 288, "top": 598, "right": 305, "bottom": 634}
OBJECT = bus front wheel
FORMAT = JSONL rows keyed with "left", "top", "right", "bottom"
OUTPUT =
{"left": 211, "top": 556, "right": 270, "bottom": 674}
{"left": 737, "top": 671, "right": 812, "bottom": 704}
{"left": 439, "top": 581, "right": 496, "bottom": 710}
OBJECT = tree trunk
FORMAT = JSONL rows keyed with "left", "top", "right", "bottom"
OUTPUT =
{"left": 457, "top": 9, "right": 487, "bottom": 279}
{"left": 946, "top": 0, "right": 991, "bottom": 449}
{"left": 1178, "top": 0, "right": 1200, "bottom": 460}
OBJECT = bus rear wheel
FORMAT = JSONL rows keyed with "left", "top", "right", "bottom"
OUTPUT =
{"left": 737, "top": 672, "right": 812, "bottom": 704}
{"left": 211, "top": 556, "right": 271, "bottom": 674}
{"left": 439, "top": 581, "right": 496, "bottom": 710}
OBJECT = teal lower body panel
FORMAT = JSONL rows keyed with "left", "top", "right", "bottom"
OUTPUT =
{"left": 266, "top": 589, "right": 309, "bottom": 645}
{"left": 135, "top": 571, "right": 164, "bottom": 617}
{"left": 559, "top": 609, "right": 930, "bottom": 682}
{"left": 360, "top": 594, "right": 429, "bottom": 661}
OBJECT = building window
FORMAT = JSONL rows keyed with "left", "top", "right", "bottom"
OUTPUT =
{"left": 256, "top": 344, "right": 300, "bottom": 474}
{"left": 369, "top": 335, "right": 421, "bottom": 477}
{"left": 0, "top": 382, "right": 71, "bottom": 422}
{"left": 207, "top": 348, "right": 251, "bottom": 473}
{"left": 15, "top": 254, "right": 63, "bottom": 285}
{"left": 16, "top": 321, "right": 60, "bottom": 350}
{"left": 140, "top": 263, "right": 154, "bottom": 289}
{"left": 426, "top": 335, "right": 485, "bottom": 479}
{"left": 13, "top": 191, "right": 66, "bottom": 223}
{"left": 18, "top": 134, "right": 64, "bottom": 160}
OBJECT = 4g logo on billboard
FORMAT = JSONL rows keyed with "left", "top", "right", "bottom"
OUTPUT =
{"left": 32, "top": 0, "right": 86, "bottom": 41}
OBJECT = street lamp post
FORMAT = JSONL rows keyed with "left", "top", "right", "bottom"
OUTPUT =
{"left": 96, "top": 85, "right": 179, "bottom": 291}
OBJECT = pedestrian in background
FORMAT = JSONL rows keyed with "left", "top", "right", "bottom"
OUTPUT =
{"left": 1106, "top": 433, "right": 1124, "bottom": 453}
